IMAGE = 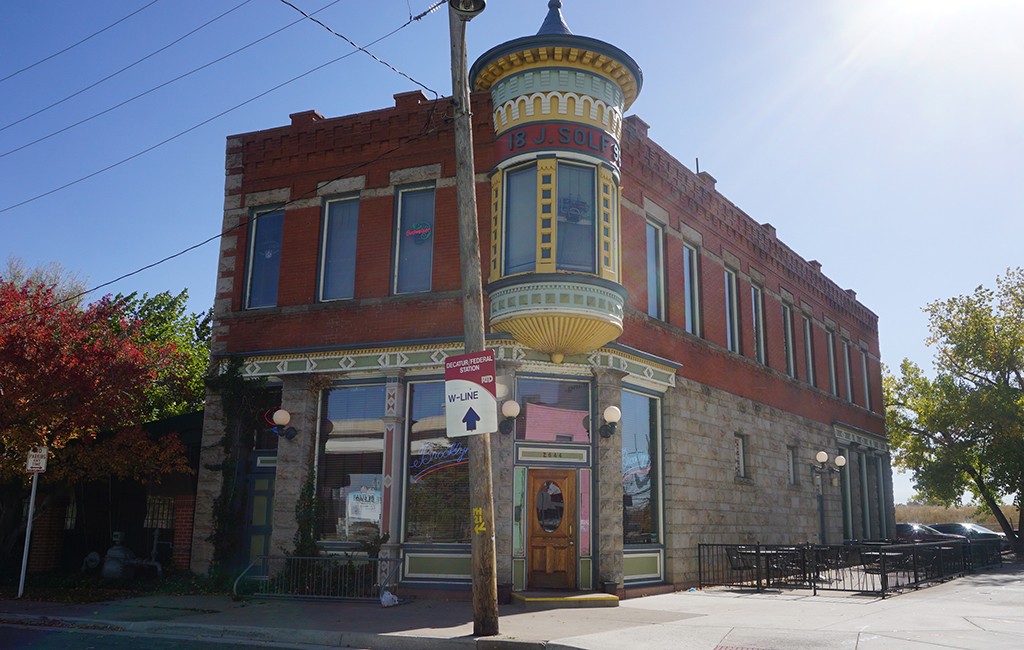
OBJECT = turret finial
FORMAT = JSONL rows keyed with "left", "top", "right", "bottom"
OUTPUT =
{"left": 538, "top": 0, "right": 572, "bottom": 35}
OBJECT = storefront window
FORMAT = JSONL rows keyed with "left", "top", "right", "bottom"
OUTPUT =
{"left": 405, "top": 381, "right": 470, "bottom": 543}
{"left": 622, "top": 389, "right": 659, "bottom": 545}
{"left": 514, "top": 377, "right": 590, "bottom": 442}
{"left": 317, "top": 385, "right": 385, "bottom": 543}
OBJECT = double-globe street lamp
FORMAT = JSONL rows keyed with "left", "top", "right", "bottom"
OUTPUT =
{"left": 811, "top": 451, "right": 846, "bottom": 544}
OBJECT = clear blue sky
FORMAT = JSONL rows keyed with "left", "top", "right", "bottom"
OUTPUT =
{"left": 2, "top": 1, "right": 1022, "bottom": 503}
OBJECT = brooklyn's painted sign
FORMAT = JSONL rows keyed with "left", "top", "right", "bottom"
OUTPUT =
{"left": 498, "top": 122, "right": 620, "bottom": 167}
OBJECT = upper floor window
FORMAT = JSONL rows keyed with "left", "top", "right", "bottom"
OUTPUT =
{"left": 826, "top": 328, "right": 839, "bottom": 396}
{"left": 803, "top": 315, "right": 816, "bottom": 386}
{"left": 556, "top": 162, "right": 596, "bottom": 273}
{"left": 320, "top": 197, "right": 359, "bottom": 301}
{"left": 751, "top": 285, "right": 766, "bottom": 364}
{"left": 842, "top": 338, "right": 854, "bottom": 403}
{"left": 505, "top": 165, "right": 538, "bottom": 275}
{"left": 861, "top": 349, "right": 872, "bottom": 411}
{"left": 317, "top": 384, "right": 386, "bottom": 543}
{"left": 724, "top": 268, "right": 741, "bottom": 353}
{"left": 645, "top": 221, "right": 665, "bottom": 320}
{"left": 394, "top": 186, "right": 435, "bottom": 295}
{"left": 245, "top": 207, "right": 284, "bottom": 309}
{"left": 782, "top": 302, "right": 796, "bottom": 378}
{"left": 682, "top": 243, "right": 701, "bottom": 336}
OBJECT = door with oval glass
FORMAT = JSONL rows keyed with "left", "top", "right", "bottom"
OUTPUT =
{"left": 527, "top": 469, "right": 576, "bottom": 589}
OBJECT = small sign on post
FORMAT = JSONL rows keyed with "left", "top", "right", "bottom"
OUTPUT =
{"left": 26, "top": 447, "right": 47, "bottom": 473}
{"left": 19, "top": 446, "right": 47, "bottom": 598}
{"left": 444, "top": 350, "right": 497, "bottom": 437}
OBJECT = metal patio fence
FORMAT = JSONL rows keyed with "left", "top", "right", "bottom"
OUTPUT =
{"left": 234, "top": 555, "right": 403, "bottom": 601}
{"left": 698, "top": 539, "right": 1002, "bottom": 597}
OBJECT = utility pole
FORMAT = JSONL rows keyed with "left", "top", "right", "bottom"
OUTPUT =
{"left": 448, "top": 0, "right": 498, "bottom": 636}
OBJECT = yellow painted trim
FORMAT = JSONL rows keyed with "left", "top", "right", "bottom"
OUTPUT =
{"left": 598, "top": 167, "right": 618, "bottom": 283}
{"left": 489, "top": 174, "right": 503, "bottom": 283}
{"left": 491, "top": 313, "right": 622, "bottom": 357}
{"left": 475, "top": 48, "right": 639, "bottom": 109}
{"left": 511, "top": 593, "right": 618, "bottom": 602}
{"left": 536, "top": 159, "right": 557, "bottom": 274}
{"left": 492, "top": 92, "right": 622, "bottom": 137}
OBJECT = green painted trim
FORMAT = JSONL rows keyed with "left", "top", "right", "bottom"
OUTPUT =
{"left": 517, "top": 446, "right": 589, "bottom": 464}
{"left": 579, "top": 557, "right": 592, "bottom": 591}
{"left": 405, "top": 554, "right": 471, "bottom": 579}
{"left": 623, "top": 552, "right": 662, "bottom": 580}
{"left": 513, "top": 467, "right": 526, "bottom": 557}
{"left": 513, "top": 558, "right": 526, "bottom": 591}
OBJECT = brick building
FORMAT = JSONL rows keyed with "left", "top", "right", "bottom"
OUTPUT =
{"left": 191, "top": 2, "right": 892, "bottom": 596}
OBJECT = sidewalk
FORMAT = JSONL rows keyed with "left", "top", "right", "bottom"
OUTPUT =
{"left": 1, "top": 562, "right": 1022, "bottom": 649}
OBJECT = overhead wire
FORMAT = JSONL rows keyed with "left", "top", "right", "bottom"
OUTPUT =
{"left": 0, "top": 102, "right": 450, "bottom": 326}
{"left": 0, "top": 0, "right": 347, "bottom": 160}
{"left": 0, "top": 1, "right": 447, "bottom": 215}
{"left": 0, "top": 0, "right": 256, "bottom": 135}
{"left": 277, "top": 0, "right": 439, "bottom": 98}
{"left": 0, "top": 0, "right": 163, "bottom": 85}
{"left": 0, "top": 1, "right": 453, "bottom": 325}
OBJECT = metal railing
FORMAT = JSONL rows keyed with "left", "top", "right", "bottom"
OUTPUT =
{"left": 234, "top": 555, "right": 402, "bottom": 601}
{"left": 698, "top": 539, "right": 1001, "bottom": 597}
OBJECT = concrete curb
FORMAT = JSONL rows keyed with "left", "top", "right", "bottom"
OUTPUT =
{"left": 0, "top": 613, "right": 547, "bottom": 649}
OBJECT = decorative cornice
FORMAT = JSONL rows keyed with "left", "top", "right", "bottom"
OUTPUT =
{"left": 834, "top": 422, "right": 888, "bottom": 452}
{"left": 219, "top": 340, "right": 675, "bottom": 389}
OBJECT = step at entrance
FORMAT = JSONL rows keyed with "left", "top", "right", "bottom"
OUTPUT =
{"left": 511, "top": 591, "right": 619, "bottom": 611}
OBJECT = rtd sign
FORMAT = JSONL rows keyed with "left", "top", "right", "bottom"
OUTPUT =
{"left": 444, "top": 350, "right": 498, "bottom": 437}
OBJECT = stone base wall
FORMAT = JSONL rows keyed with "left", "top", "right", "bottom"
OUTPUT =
{"left": 661, "top": 375, "right": 864, "bottom": 586}
{"left": 190, "top": 392, "right": 227, "bottom": 575}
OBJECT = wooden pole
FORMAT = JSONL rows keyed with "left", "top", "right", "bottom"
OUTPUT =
{"left": 448, "top": 5, "right": 499, "bottom": 636}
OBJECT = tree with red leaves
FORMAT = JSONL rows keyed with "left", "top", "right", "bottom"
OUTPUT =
{"left": 0, "top": 280, "right": 193, "bottom": 562}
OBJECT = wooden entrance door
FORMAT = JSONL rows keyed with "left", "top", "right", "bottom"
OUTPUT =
{"left": 527, "top": 469, "right": 576, "bottom": 589}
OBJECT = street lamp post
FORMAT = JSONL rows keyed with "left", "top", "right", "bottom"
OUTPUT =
{"left": 811, "top": 451, "right": 846, "bottom": 545}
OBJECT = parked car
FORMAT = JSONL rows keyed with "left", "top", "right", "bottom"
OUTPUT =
{"left": 929, "top": 523, "right": 1009, "bottom": 551}
{"left": 894, "top": 523, "right": 967, "bottom": 543}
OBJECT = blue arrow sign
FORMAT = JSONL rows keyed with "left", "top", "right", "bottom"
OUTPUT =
{"left": 462, "top": 407, "right": 481, "bottom": 431}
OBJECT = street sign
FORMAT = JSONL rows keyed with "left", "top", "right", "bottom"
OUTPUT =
{"left": 26, "top": 447, "right": 47, "bottom": 473}
{"left": 444, "top": 350, "right": 497, "bottom": 437}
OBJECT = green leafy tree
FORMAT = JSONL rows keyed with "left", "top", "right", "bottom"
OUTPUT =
{"left": 113, "top": 290, "right": 212, "bottom": 420}
{"left": 886, "top": 268, "right": 1023, "bottom": 555}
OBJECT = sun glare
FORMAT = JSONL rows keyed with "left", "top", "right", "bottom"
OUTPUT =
{"left": 839, "top": 0, "right": 1023, "bottom": 69}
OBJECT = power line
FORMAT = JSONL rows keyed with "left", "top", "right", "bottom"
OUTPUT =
{"left": 0, "top": 0, "right": 255, "bottom": 135}
{"left": 278, "top": 0, "right": 440, "bottom": 98}
{"left": 0, "top": 0, "right": 347, "bottom": 160}
{"left": 0, "top": 0, "right": 163, "bottom": 85}
{"left": 0, "top": 4, "right": 444, "bottom": 216}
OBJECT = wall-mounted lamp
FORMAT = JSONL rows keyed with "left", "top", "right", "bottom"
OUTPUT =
{"left": 599, "top": 405, "right": 621, "bottom": 438}
{"left": 498, "top": 400, "right": 520, "bottom": 435}
{"left": 449, "top": 0, "right": 486, "bottom": 20}
{"left": 271, "top": 409, "right": 298, "bottom": 440}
